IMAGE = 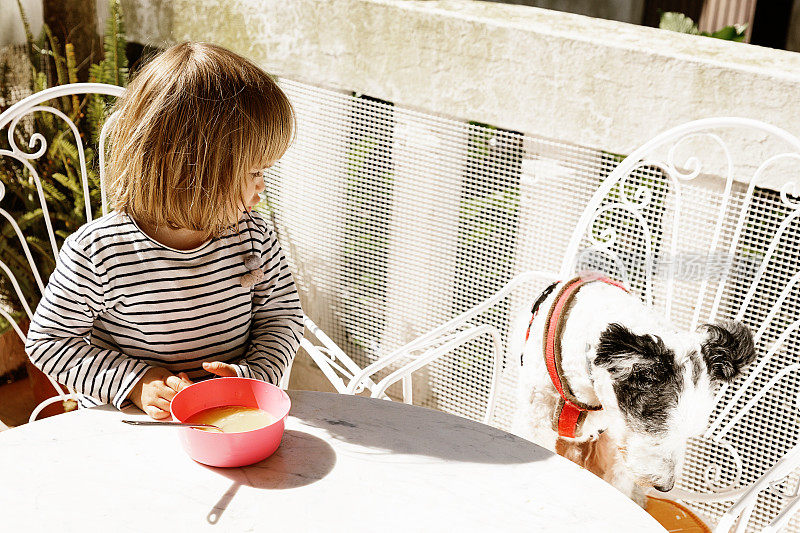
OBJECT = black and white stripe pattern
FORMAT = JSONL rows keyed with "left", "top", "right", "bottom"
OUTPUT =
{"left": 25, "top": 211, "right": 303, "bottom": 409}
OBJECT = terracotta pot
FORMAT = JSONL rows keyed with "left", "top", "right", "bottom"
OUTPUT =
{"left": 4, "top": 319, "right": 73, "bottom": 420}
{"left": 0, "top": 318, "right": 29, "bottom": 377}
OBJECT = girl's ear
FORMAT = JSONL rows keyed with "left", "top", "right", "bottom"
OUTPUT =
{"left": 699, "top": 320, "right": 757, "bottom": 383}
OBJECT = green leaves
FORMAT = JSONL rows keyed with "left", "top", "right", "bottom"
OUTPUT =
{"left": 659, "top": 12, "right": 747, "bottom": 42}
{"left": 0, "top": 0, "right": 129, "bottom": 333}
{"left": 87, "top": 0, "right": 128, "bottom": 145}
{"left": 709, "top": 25, "right": 748, "bottom": 43}
{"left": 90, "top": 0, "right": 129, "bottom": 88}
{"left": 659, "top": 12, "right": 699, "bottom": 35}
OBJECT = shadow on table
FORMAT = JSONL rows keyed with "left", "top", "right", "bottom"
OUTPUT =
{"left": 204, "top": 430, "right": 335, "bottom": 524}
{"left": 293, "top": 393, "right": 551, "bottom": 465}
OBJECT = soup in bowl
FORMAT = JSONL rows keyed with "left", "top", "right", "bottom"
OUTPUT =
{"left": 170, "top": 377, "right": 291, "bottom": 467}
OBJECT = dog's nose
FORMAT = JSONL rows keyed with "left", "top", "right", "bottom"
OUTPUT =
{"left": 654, "top": 479, "right": 675, "bottom": 492}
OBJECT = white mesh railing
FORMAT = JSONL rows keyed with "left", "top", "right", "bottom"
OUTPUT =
{"left": 266, "top": 79, "right": 800, "bottom": 531}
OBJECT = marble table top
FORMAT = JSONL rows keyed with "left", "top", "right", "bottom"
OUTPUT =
{"left": 0, "top": 390, "right": 665, "bottom": 532}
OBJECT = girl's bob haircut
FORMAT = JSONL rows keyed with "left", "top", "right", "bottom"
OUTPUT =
{"left": 105, "top": 41, "right": 294, "bottom": 240}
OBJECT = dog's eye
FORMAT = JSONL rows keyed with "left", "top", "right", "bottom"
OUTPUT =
{"left": 688, "top": 350, "right": 703, "bottom": 385}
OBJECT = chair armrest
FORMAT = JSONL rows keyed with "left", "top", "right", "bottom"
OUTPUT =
{"left": 346, "top": 270, "right": 559, "bottom": 395}
{"left": 368, "top": 323, "right": 503, "bottom": 425}
{"left": 299, "top": 338, "right": 349, "bottom": 393}
{"left": 712, "top": 443, "right": 800, "bottom": 533}
{"left": 301, "top": 316, "right": 383, "bottom": 396}
{"left": 28, "top": 393, "right": 87, "bottom": 424}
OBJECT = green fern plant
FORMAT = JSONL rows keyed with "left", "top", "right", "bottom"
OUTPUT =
{"left": 660, "top": 12, "right": 747, "bottom": 42}
{"left": 0, "top": 0, "right": 129, "bottom": 333}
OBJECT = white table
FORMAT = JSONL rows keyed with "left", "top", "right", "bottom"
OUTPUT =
{"left": 0, "top": 390, "right": 665, "bottom": 532}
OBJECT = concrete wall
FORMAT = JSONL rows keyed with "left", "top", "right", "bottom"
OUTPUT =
{"left": 1, "top": 0, "right": 109, "bottom": 47}
{"left": 118, "top": 0, "right": 800, "bottom": 190}
{"left": 488, "top": 0, "right": 644, "bottom": 24}
{"left": 1, "top": 0, "right": 42, "bottom": 46}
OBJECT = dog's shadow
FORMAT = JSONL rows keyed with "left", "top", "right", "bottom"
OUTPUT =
{"left": 204, "top": 430, "right": 335, "bottom": 524}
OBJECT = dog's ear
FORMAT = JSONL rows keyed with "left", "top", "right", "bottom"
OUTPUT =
{"left": 594, "top": 323, "right": 673, "bottom": 386}
{"left": 699, "top": 320, "right": 756, "bottom": 383}
{"left": 595, "top": 323, "right": 682, "bottom": 433}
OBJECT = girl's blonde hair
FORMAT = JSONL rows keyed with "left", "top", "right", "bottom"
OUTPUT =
{"left": 105, "top": 41, "right": 294, "bottom": 239}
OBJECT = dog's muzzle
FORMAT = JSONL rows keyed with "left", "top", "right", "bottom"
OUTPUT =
{"left": 653, "top": 479, "right": 675, "bottom": 492}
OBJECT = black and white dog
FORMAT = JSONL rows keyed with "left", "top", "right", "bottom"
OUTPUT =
{"left": 511, "top": 273, "right": 756, "bottom": 506}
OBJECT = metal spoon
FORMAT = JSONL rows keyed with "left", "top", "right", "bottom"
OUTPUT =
{"left": 122, "top": 419, "right": 223, "bottom": 432}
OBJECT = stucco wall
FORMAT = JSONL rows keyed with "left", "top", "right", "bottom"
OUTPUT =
{"left": 0, "top": 0, "right": 43, "bottom": 46}
{"left": 488, "top": 0, "right": 644, "bottom": 24}
{"left": 118, "top": 0, "right": 800, "bottom": 189}
{"left": 1, "top": 0, "right": 109, "bottom": 46}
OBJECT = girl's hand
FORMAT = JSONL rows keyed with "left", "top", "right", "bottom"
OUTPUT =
{"left": 128, "top": 367, "right": 193, "bottom": 420}
{"left": 203, "top": 361, "right": 238, "bottom": 377}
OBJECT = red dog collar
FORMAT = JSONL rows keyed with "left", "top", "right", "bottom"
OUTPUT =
{"left": 527, "top": 273, "right": 628, "bottom": 439}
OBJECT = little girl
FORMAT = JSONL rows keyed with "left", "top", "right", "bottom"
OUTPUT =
{"left": 25, "top": 42, "right": 303, "bottom": 420}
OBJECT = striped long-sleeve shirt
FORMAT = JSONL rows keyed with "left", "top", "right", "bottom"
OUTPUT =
{"left": 25, "top": 210, "right": 303, "bottom": 409}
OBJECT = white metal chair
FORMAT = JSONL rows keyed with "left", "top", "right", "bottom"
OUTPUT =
{"left": 1, "top": 83, "right": 125, "bottom": 421}
{"left": 344, "top": 270, "right": 546, "bottom": 424}
{"left": 0, "top": 82, "right": 369, "bottom": 422}
{"left": 715, "top": 443, "right": 800, "bottom": 533}
{"left": 559, "top": 118, "right": 800, "bottom": 533}
{"left": 326, "top": 116, "right": 800, "bottom": 531}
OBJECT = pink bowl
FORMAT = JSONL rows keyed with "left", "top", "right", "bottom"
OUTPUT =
{"left": 170, "top": 377, "right": 291, "bottom": 468}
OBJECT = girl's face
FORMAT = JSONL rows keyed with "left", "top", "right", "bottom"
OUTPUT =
{"left": 242, "top": 162, "right": 270, "bottom": 211}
